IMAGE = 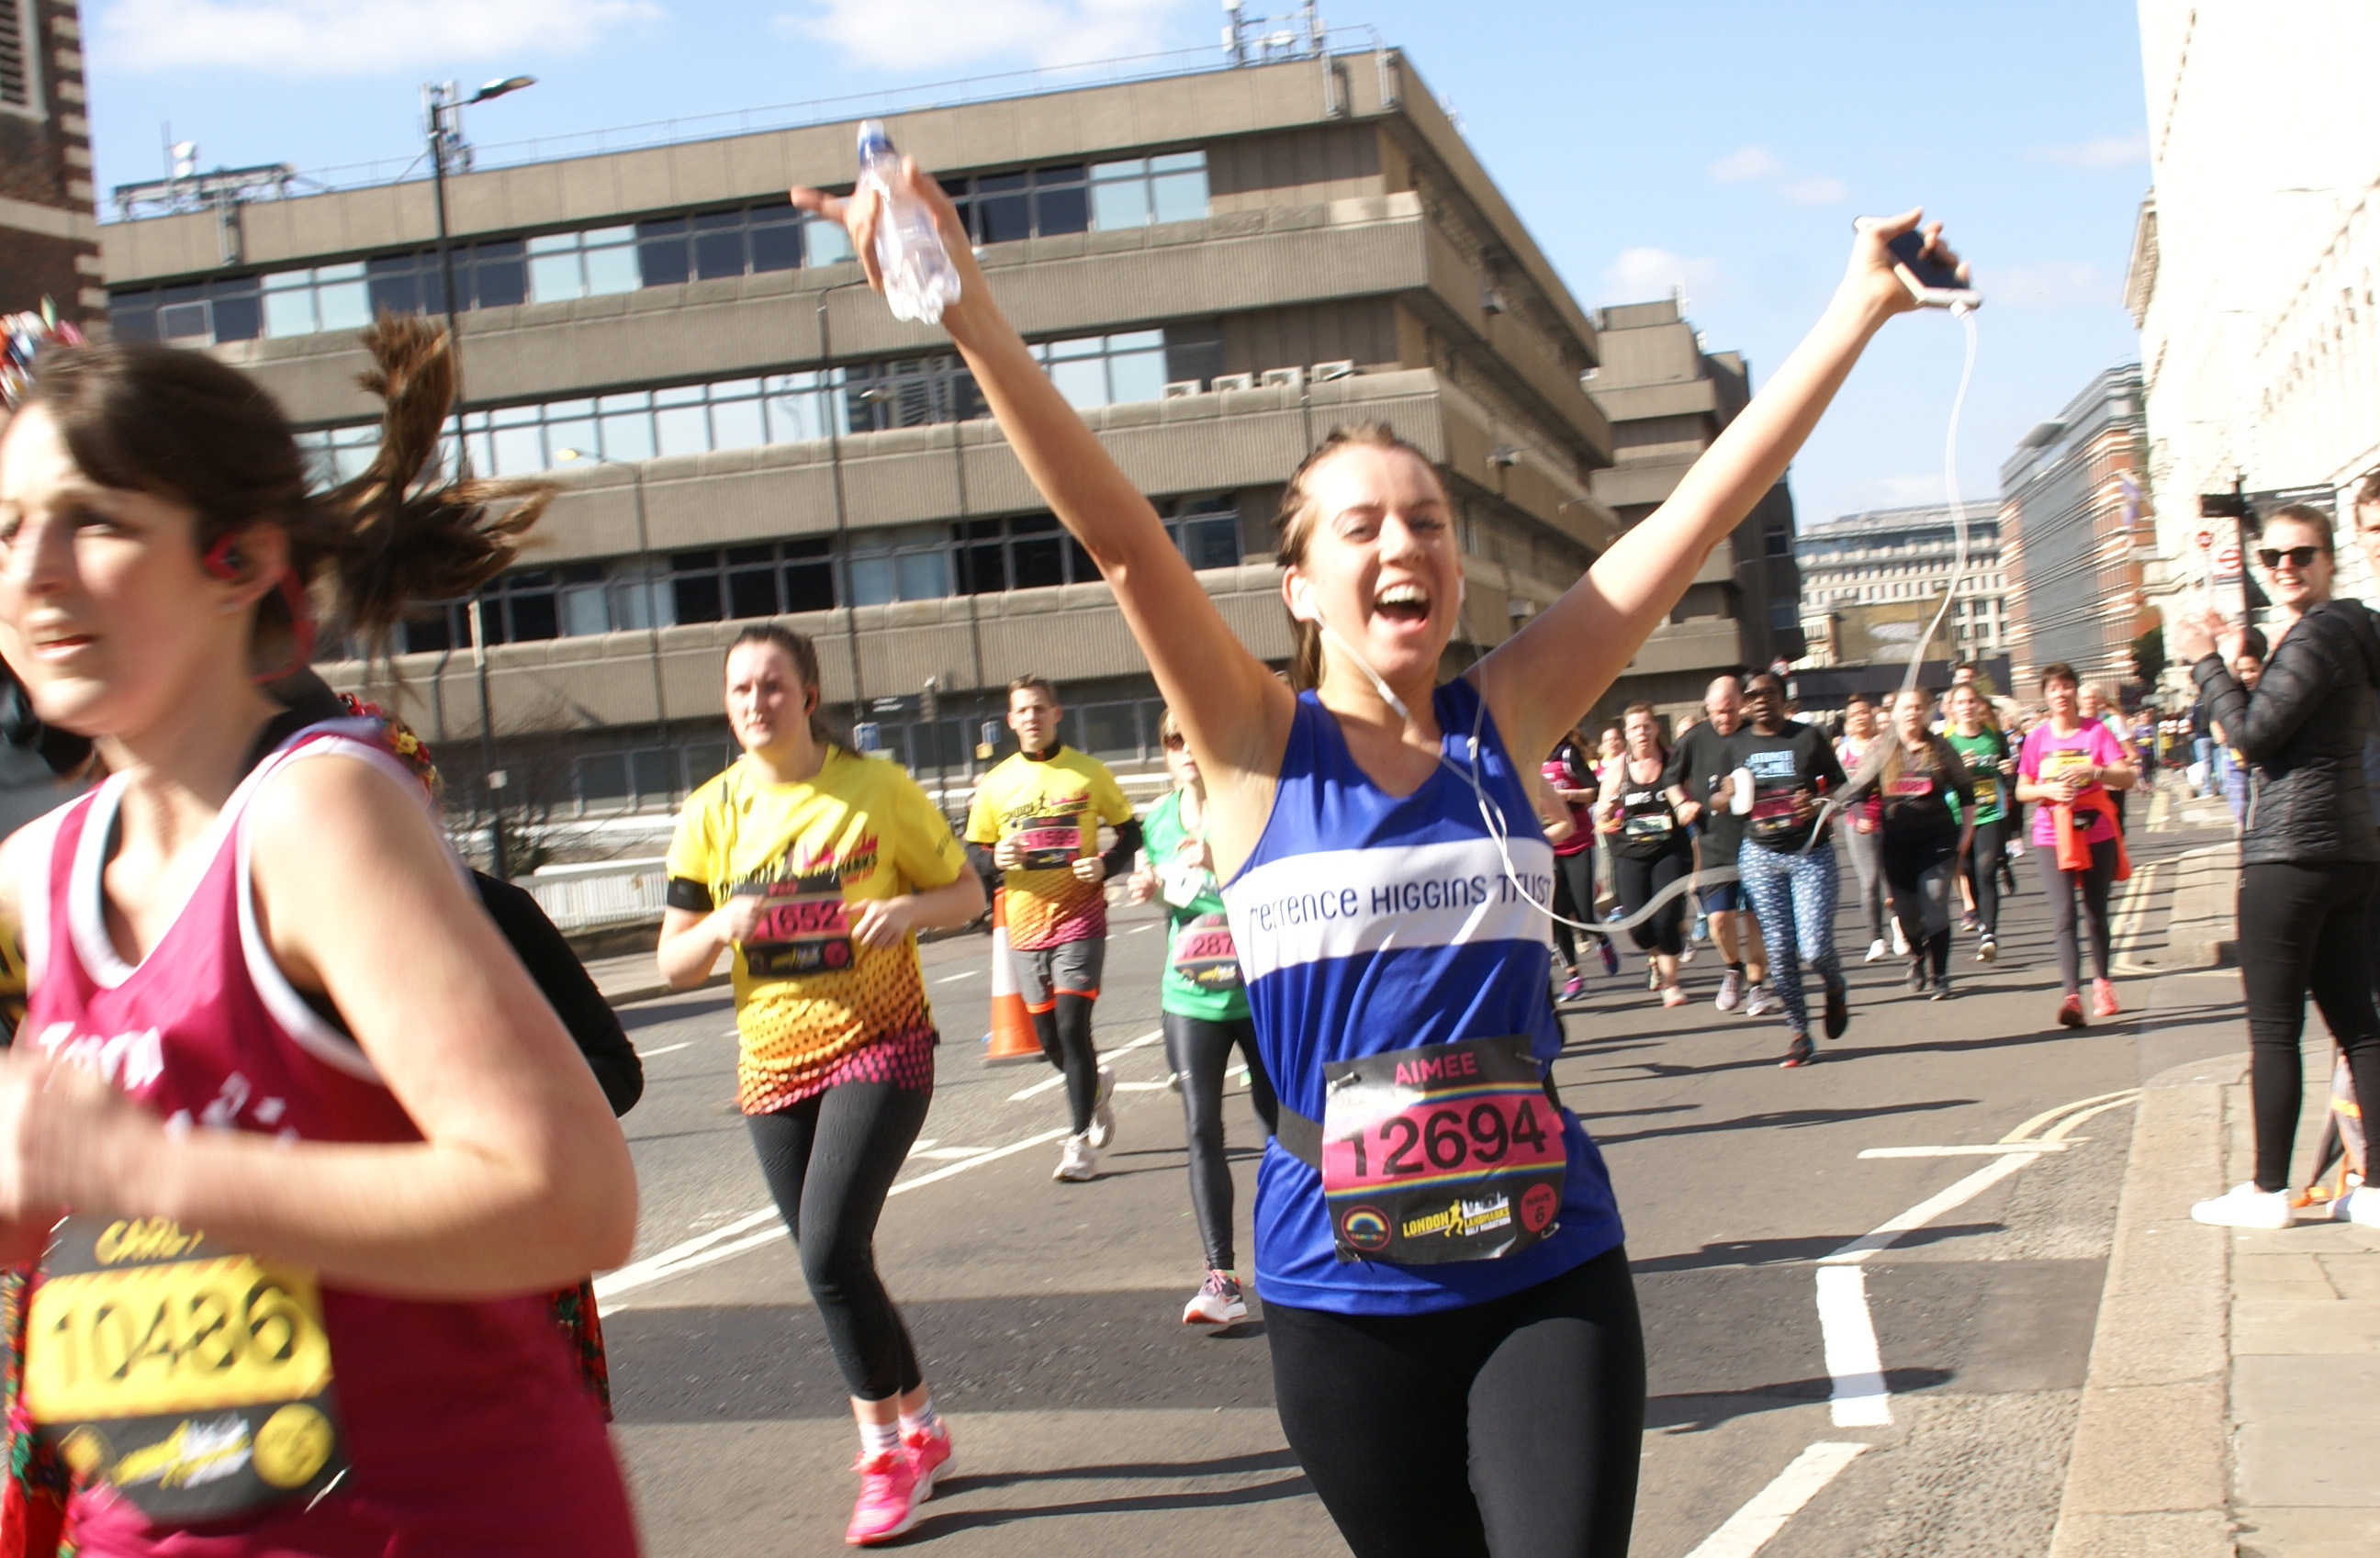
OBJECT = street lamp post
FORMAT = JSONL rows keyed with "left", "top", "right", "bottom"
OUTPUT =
{"left": 557, "top": 449, "right": 670, "bottom": 786}
{"left": 423, "top": 73, "right": 533, "bottom": 876}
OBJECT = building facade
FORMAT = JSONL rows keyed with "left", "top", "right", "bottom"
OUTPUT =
{"left": 2000, "top": 364, "right": 2152, "bottom": 690}
{"left": 2128, "top": 0, "right": 2380, "bottom": 613}
{"left": 1792, "top": 503, "right": 2007, "bottom": 669}
{"left": 1584, "top": 297, "right": 1802, "bottom": 717}
{"left": 0, "top": 0, "right": 100, "bottom": 325}
{"left": 99, "top": 48, "right": 1627, "bottom": 842}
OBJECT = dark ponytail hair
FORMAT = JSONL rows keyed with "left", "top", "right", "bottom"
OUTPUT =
{"left": 726, "top": 622, "right": 838, "bottom": 748}
{"left": 19, "top": 314, "right": 549, "bottom": 664}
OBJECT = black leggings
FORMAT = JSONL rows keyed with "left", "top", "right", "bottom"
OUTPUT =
{"left": 1612, "top": 846, "right": 1690, "bottom": 957}
{"left": 1548, "top": 849, "right": 1603, "bottom": 971}
{"left": 1162, "top": 1012, "right": 1279, "bottom": 1271}
{"left": 2239, "top": 860, "right": 2380, "bottom": 1193}
{"left": 2036, "top": 835, "right": 2118, "bottom": 992}
{"left": 1033, "top": 993, "right": 1100, "bottom": 1134}
{"left": 747, "top": 1081, "right": 931, "bottom": 1401}
{"left": 1268, "top": 1246, "right": 1645, "bottom": 1558}
{"left": 1884, "top": 830, "right": 1959, "bottom": 980}
{"left": 1959, "top": 815, "right": 2007, "bottom": 937}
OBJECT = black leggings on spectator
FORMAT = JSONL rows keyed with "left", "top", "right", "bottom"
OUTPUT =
{"left": 747, "top": 1081, "right": 930, "bottom": 1401}
{"left": 1268, "top": 1246, "right": 1645, "bottom": 1558}
{"left": 2036, "top": 835, "right": 2118, "bottom": 993}
{"left": 2239, "top": 860, "right": 2380, "bottom": 1194}
{"left": 1959, "top": 816, "right": 2007, "bottom": 938}
{"left": 1162, "top": 1012, "right": 1279, "bottom": 1272}
{"left": 1033, "top": 994, "right": 1100, "bottom": 1134}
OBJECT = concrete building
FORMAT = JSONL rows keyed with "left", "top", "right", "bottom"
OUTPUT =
{"left": 1792, "top": 502, "right": 2008, "bottom": 669}
{"left": 2000, "top": 364, "right": 2152, "bottom": 690}
{"left": 1585, "top": 297, "right": 1802, "bottom": 716}
{"left": 98, "top": 45, "right": 1628, "bottom": 843}
{"left": 0, "top": 0, "right": 99, "bottom": 326}
{"left": 2127, "top": 1, "right": 2380, "bottom": 616}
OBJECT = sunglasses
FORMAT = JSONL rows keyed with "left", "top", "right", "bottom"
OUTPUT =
{"left": 2259, "top": 544, "right": 2326, "bottom": 570}
{"left": 1162, "top": 733, "right": 1187, "bottom": 750}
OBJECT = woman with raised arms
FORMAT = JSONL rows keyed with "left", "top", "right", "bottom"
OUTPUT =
{"left": 797, "top": 166, "right": 1958, "bottom": 1557}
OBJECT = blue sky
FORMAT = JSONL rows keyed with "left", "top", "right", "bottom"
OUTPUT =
{"left": 81, "top": 0, "right": 2151, "bottom": 529}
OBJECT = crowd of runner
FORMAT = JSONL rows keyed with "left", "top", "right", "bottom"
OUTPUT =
{"left": 5, "top": 147, "right": 2363, "bottom": 1558}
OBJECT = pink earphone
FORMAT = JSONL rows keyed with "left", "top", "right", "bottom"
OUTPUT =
{"left": 204, "top": 532, "right": 318, "bottom": 678}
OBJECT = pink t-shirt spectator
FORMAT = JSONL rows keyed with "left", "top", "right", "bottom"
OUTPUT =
{"left": 2020, "top": 720, "right": 2127, "bottom": 846}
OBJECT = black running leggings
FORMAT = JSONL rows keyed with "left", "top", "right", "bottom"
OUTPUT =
{"left": 1883, "top": 830, "right": 1959, "bottom": 980}
{"left": 1611, "top": 846, "right": 1690, "bottom": 957}
{"left": 2035, "top": 834, "right": 2118, "bottom": 993}
{"left": 747, "top": 1081, "right": 930, "bottom": 1401}
{"left": 1162, "top": 1012, "right": 1279, "bottom": 1272}
{"left": 1548, "top": 848, "right": 1602, "bottom": 971}
{"left": 1959, "top": 815, "right": 2007, "bottom": 938}
{"left": 1268, "top": 1246, "right": 1645, "bottom": 1558}
{"left": 1033, "top": 994, "right": 1100, "bottom": 1135}
{"left": 2239, "top": 860, "right": 2380, "bottom": 1194}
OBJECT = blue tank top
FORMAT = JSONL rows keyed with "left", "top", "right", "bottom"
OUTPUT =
{"left": 1221, "top": 680, "right": 1625, "bottom": 1314}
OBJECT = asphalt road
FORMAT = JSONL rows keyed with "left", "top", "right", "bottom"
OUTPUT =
{"left": 596, "top": 808, "right": 2244, "bottom": 1556}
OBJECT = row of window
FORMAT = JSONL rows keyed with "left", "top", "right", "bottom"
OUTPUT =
{"left": 111, "top": 151, "right": 1211, "bottom": 348}
{"left": 290, "top": 325, "right": 1225, "bottom": 487}
{"left": 396, "top": 500, "right": 1244, "bottom": 655}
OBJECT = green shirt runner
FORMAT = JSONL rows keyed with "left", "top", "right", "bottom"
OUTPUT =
{"left": 1139, "top": 789, "right": 1251, "bottom": 1023}
{"left": 1945, "top": 726, "right": 2012, "bottom": 826}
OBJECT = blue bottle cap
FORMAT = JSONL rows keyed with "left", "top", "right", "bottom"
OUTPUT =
{"left": 857, "top": 118, "right": 893, "bottom": 159}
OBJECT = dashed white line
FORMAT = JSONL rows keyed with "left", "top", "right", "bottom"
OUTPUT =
{"left": 936, "top": 968, "right": 982, "bottom": 983}
{"left": 638, "top": 1042, "right": 693, "bottom": 1058}
{"left": 1815, "top": 1266, "right": 1890, "bottom": 1427}
{"left": 1683, "top": 1441, "right": 1871, "bottom": 1558}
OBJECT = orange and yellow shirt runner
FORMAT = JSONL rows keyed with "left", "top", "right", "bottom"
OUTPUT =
{"left": 964, "top": 747, "right": 1135, "bottom": 951}
{"left": 668, "top": 747, "right": 968, "bottom": 1115}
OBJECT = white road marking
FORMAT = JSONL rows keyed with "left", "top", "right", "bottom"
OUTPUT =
{"left": 597, "top": 1126, "right": 1072, "bottom": 1306}
{"left": 1006, "top": 1028, "right": 1163, "bottom": 1100}
{"left": 2041, "top": 1097, "right": 2134, "bottom": 1141}
{"left": 1822, "top": 1149, "right": 2040, "bottom": 1270}
{"left": 936, "top": 969, "right": 981, "bottom": 983}
{"left": 1129, "top": 923, "right": 1156, "bottom": 934}
{"left": 1682, "top": 1441, "right": 1871, "bottom": 1558}
{"left": 1815, "top": 1266, "right": 1890, "bottom": 1426}
{"left": 1858, "top": 1142, "right": 2070, "bottom": 1159}
{"left": 907, "top": 1147, "right": 994, "bottom": 1160}
{"left": 2107, "top": 859, "right": 2164, "bottom": 975}
{"left": 2001, "top": 1088, "right": 2139, "bottom": 1143}
{"left": 639, "top": 1042, "right": 693, "bottom": 1058}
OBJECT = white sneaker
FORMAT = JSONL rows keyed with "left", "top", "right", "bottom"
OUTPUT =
{"left": 2191, "top": 1183, "right": 2294, "bottom": 1229}
{"left": 2334, "top": 1187, "right": 2380, "bottom": 1227}
{"left": 1715, "top": 968, "right": 1746, "bottom": 1013}
{"left": 1744, "top": 984, "right": 1782, "bottom": 1018}
{"left": 1891, "top": 924, "right": 1910, "bottom": 957}
{"left": 1053, "top": 1132, "right": 1099, "bottom": 1182}
{"left": 1182, "top": 1269, "right": 1248, "bottom": 1325}
{"left": 1086, "top": 1065, "right": 1117, "bottom": 1149}
{"left": 1865, "top": 938, "right": 1888, "bottom": 964}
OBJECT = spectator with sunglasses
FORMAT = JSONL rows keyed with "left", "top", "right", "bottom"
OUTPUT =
{"left": 2179, "top": 505, "right": 2380, "bottom": 1229}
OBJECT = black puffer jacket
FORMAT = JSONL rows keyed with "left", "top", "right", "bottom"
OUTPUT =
{"left": 2193, "top": 597, "right": 2380, "bottom": 865}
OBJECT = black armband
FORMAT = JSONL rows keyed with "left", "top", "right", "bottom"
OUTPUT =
{"left": 666, "top": 877, "right": 715, "bottom": 914}
{"left": 1099, "top": 819, "right": 1145, "bottom": 881}
{"left": 964, "top": 841, "right": 1001, "bottom": 891}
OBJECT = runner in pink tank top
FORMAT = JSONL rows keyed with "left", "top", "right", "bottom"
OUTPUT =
{"left": 0, "top": 320, "right": 639, "bottom": 1554}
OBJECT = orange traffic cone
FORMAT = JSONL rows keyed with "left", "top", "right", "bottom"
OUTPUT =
{"left": 984, "top": 889, "right": 1042, "bottom": 1064}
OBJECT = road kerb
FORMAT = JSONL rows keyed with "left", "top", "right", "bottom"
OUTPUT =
{"left": 2047, "top": 1056, "right": 2239, "bottom": 1557}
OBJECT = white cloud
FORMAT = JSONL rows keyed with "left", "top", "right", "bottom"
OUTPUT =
{"left": 2029, "top": 131, "right": 2150, "bottom": 170}
{"left": 1995, "top": 262, "right": 2120, "bottom": 308}
{"left": 1602, "top": 247, "right": 1723, "bottom": 307}
{"left": 1708, "top": 144, "right": 1785, "bottom": 185}
{"left": 1707, "top": 142, "right": 1847, "bottom": 206}
{"left": 777, "top": 0, "right": 1190, "bottom": 71}
{"left": 93, "top": 0, "right": 660, "bottom": 73}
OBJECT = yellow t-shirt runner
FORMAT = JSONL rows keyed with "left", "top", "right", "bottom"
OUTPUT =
{"left": 964, "top": 746, "right": 1135, "bottom": 950}
{"left": 668, "top": 745, "right": 968, "bottom": 1115}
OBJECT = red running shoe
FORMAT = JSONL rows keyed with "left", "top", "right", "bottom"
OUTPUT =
{"left": 847, "top": 1450, "right": 926, "bottom": 1546}
{"left": 2092, "top": 978, "right": 2122, "bottom": 1018}
{"left": 2056, "top": 992, "right": 2087, "bottom": 1029}
{"left": 904, "top": 1419, "right": 955, "bottom": 1496}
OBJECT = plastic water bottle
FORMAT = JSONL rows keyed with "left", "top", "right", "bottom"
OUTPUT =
{"left": 857, "top": 119, "right": 960, "bottom": 324}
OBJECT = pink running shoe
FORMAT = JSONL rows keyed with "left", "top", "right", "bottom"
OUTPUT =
{"left": 846, "top": 1449, "right": 926, "bottom": 1546}
{"left": 904, "top": 1420, "right": 955, "bottom": 1496}
{"left": 2092, "top": 978, "right": 2122, "bottom": 1018}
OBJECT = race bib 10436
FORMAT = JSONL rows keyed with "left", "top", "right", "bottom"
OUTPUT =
{"left": 26, "top": 1215, "right": 347, "bottom": 1524}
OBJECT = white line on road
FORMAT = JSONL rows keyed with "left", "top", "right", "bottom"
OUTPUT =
{"left": 936, "top": 968, "right": 982, "bottom": 983}
{"left": 1821, "top": 1149, "right": 2039, "bottom": 1268}
{"left": 1857, "top": 1142, "right": 2070, "bottom": 1159}
{"left": 2001, "top": 1088, "right": 2139, "bottom": 1143}
{"left": 1006, "top": 1028, "right": 1162, "bottom": 1100}
{"left": 2041, "top": 1097, "right": 2134, "bottom": 1141}
{"left": 1683, "top": 1441, "right": 1871, "bottom": 1558}
{"left": 1815, "top": 1266, "right": 1890, "bottom": 1427}
{"left": 2108, "top": 859, "right": 2165, "bottom": 975}
{"left": 638, "top": 1042, "right": 693, "bottom": 1058}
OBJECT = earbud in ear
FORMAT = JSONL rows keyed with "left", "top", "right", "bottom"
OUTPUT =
{"left": 1456, "top": 576, "right": 1468, "bottom": 608}
{"left": 202, "top": 536, "right": 244, "bottom": 582}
